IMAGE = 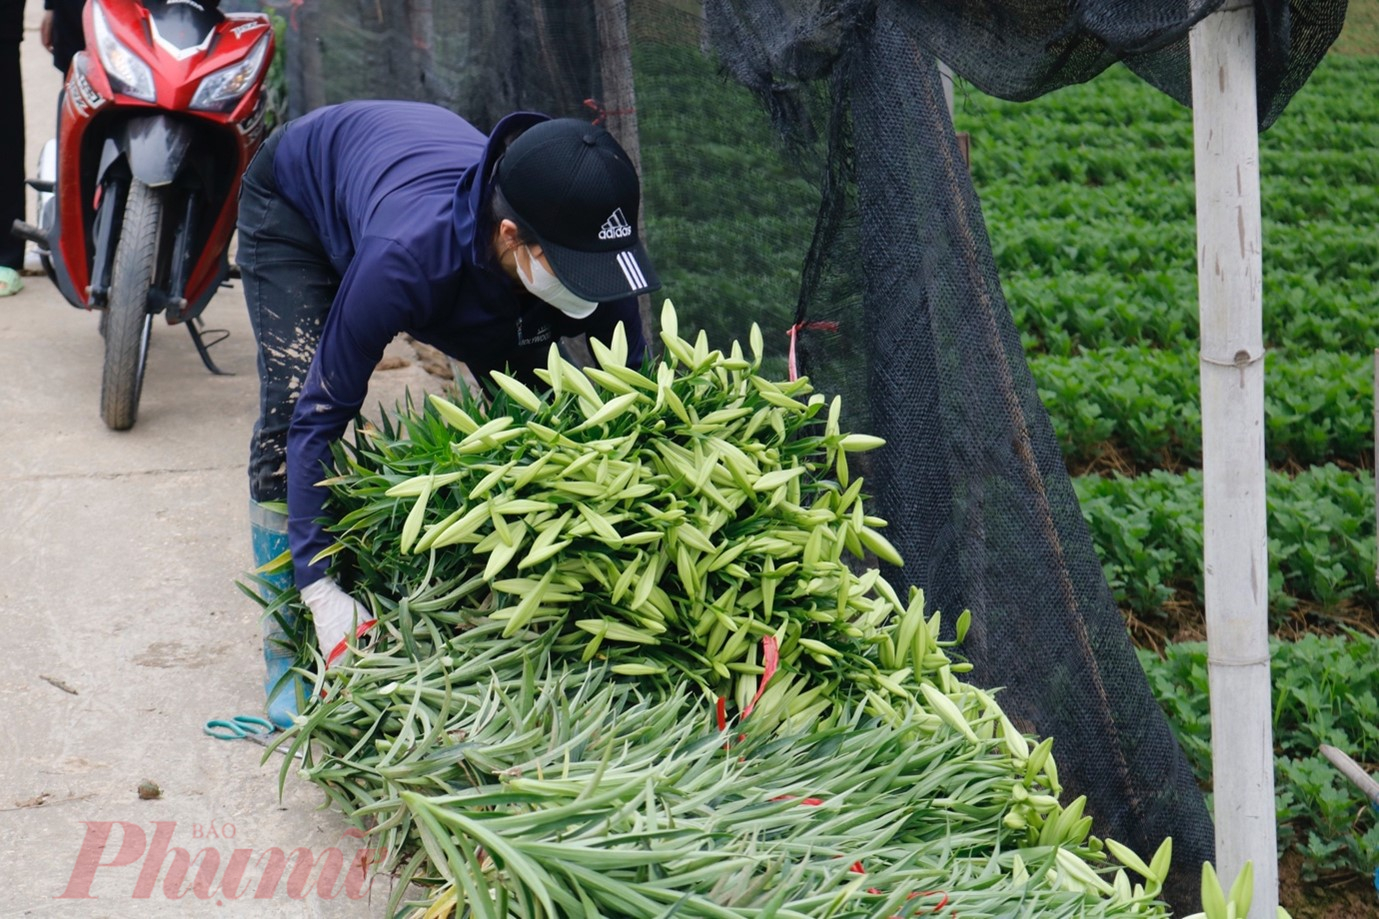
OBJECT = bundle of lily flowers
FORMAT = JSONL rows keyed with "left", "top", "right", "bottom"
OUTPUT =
{"left": 253, "top": 302, "right": 1184, "bottom": 919}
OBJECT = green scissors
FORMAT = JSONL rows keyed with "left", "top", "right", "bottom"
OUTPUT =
{"left": 204, "top": 714, "right": 276, "bottom": 742}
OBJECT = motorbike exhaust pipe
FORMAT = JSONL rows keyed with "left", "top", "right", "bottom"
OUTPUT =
{"left": 10, "top": 220, "right": 49, "bottom": 249}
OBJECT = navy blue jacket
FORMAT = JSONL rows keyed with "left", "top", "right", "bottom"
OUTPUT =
{"left": 271, "top": 101, "right": 647, "bottom": 587}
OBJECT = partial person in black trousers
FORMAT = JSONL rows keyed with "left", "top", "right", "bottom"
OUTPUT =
{"left": 0, "top": 0, "right": 26, "bottom": 295}
{"left": 40, "top": 0, "right": 82, "bottom": 74}
{"left": 24, "top": 0, "right": 83, "bottom": 275}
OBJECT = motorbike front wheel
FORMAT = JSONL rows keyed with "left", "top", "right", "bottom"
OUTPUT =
{"left": 100, "top": 179, "right": 162, "bottom": 431}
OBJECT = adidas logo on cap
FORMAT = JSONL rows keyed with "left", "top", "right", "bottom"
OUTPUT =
{"left": 598, "top": 208, "right": 633, "bottom": 241}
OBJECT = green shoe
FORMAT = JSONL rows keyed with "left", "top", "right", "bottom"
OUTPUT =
{"left": 250, "top": 501, "right": 303, "bottom": 729}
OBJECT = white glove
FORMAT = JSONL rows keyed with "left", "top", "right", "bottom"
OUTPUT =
{"left": 300, "top": 578, "right": 375, "bottom": 668}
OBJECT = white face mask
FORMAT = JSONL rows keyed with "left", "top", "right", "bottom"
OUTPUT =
{"left": 517, "top": 246, "right": 599, "bottom": 319}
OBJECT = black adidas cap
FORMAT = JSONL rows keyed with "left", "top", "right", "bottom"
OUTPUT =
{"left": 495, "top": 118, "right": 660, "bottom": 302}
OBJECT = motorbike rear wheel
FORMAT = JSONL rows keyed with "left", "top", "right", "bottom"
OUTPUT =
{"left": 100, "top": 180, "right": 162, "bottom": 431}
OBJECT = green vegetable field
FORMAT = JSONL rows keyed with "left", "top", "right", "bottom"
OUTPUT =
{"left": 960, "top": 50, "right": 1379, "bottom": 636}
{"left": 954, "top": 11, "right": 1379, "bottom": 914}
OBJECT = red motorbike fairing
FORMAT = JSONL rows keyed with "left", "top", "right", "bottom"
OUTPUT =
{"left": 52, "top": 0, "right": 272, "bottom": 315}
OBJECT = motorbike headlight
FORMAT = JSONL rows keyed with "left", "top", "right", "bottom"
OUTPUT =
{"left": 190, "top": 31, "right": 271, "bottom": 113}
{"left": 92, "top": 2, "right": 156, "bottom": 102}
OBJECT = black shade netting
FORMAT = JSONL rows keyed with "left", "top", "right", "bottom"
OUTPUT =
{"left": 705, "top": 0, "right": 1345, "bottom": 912}
{"left": 271, "top": 0, "right": 1350, "bottom": 913}
{"left": 718, "top": 0, "right": 1225, "bottom": 906}
{"left": 267, "top": 1, "right": 619, "bottom": 128}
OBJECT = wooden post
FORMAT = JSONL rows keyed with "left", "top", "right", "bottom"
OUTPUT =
{"left": 594, "top": 0, "right": 655, "bottom": 345}
{"left": 1189, "top": 5, "right": 1278, "bottom": 916}
{"left": 938, "top": 61, "right": 970, "bottom": 168}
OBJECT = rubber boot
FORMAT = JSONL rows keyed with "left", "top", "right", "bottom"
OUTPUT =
{"left": 250, "top": 501, "right": 304, "bottom": 729}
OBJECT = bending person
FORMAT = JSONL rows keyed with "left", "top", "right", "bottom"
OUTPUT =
{"left": 235, "top": 102, "right": 660, "bottom": 727}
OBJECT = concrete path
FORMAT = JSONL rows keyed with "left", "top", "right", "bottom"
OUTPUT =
{"left": 1, "top": 6, "right": 447, "bottom": 915}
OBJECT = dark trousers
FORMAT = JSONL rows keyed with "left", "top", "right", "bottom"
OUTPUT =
{"left": 49, "top": 0, "right": 84, "bottom": 74}
{"left": 0, "top": 0, "right": 25, "bottom": 270}
{"left": 235, "top": 127, "right": 341, "bottom": 504}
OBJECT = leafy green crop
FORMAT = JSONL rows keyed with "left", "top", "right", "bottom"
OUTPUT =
{"left": 1005, "top": 270, "right": 1379, "bottom": 357}
{"left": 1075, "top": 466, "right": 1378, "bottom": 622}
{"left": 1139, "top": 634, "right": 1379, "bottom": 882}
{"left": 1032, "top": 348, "right": 1375, "bottom": 470}
{"left": 960, "top": 55, "right": 1379, "bottom": 478}
{"left": 956, "top": 49, "right": 1379, "bottom": 658}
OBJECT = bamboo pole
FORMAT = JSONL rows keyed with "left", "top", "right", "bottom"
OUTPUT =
{"left": 937, "top": 62, "right": 971, "bottom": 168}
{"left": 1189, "top": 5, "right": 1278, "bottom": 916}
{"left": 939, "top": 61, "right": 955, "bottom": 120}
{"left": 1320, "top": 744, "right": 1379, "bottom": 807}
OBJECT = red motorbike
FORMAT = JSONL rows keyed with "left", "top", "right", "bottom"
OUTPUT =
{"left": 12, "top": 0, "right": 274, "bottom": 430}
